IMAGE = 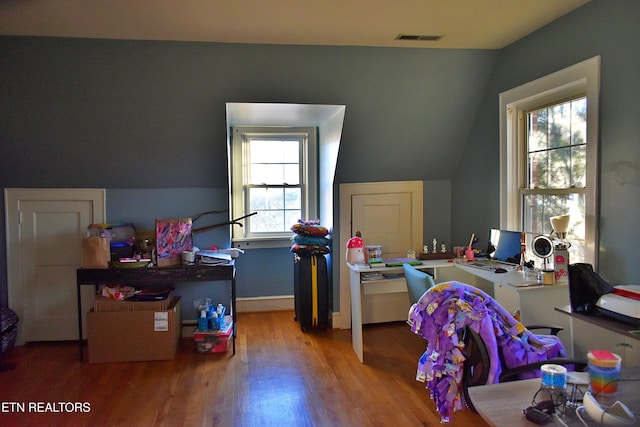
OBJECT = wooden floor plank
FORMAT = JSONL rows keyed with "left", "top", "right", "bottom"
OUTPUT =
{"left": 0, "top": 311, "right": 489, "bottom": 426}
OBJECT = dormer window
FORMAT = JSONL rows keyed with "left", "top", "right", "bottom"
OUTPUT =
{"left": 230, "top": 126, "right": 318, "bottom": 247}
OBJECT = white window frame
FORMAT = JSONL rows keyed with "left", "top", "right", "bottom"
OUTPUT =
{"left": 499, "top": 56, "right": 600, "bottom": 268}
{"left": 230, "top": 126, "right": 318, "bottom": 249}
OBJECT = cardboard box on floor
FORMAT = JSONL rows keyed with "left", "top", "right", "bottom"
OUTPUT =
{"left": 87, "top": 296, "right": 181, "bottom": 363}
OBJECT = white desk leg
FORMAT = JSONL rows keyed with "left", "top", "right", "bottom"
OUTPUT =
{"left": 350, "top": 269, "right": 364, "bottom": 363}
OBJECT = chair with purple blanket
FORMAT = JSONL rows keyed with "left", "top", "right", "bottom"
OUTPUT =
{"left": 407, "top": 281, "right": 586, "bottom": 423}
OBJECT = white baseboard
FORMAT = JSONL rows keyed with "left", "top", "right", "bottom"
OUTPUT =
{"left": 331, "top": 312, "right": 341, "bottom": 329}
{"left": 236, "top": 295, "right": 295, "bottom": 313}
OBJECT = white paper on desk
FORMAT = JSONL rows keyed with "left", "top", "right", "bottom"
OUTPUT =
{"left": 508, "top": 282, "right": 541, "bottom": 288}
{"left": 197, "top": 250, "right": 232, "bottom": 265}
{"left": 566, "top": 371, "right": 589, "bottom": 385}
{"left": 361, "top": 272, "right": 384, "bottom": 281}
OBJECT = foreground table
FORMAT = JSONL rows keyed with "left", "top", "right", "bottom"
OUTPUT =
{"left": 468, "top": 367, "right": 640, "bottom": 426}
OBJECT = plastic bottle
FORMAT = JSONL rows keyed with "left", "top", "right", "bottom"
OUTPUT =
{"left": 198, "top": 310, "right": 208, "bottom": 331}
{"left": 210, "top": 312, "right": 219, "bottom": 330}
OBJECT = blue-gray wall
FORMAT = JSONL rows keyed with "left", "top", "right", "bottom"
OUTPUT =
{"left": 0, "top": 34, "right": 495, "bottom": 312}
{"left": 451, "top": 0, "right": 640, "bottom": 286}
{"left": 1, "top": 0, "right": 638, "bottom": 314}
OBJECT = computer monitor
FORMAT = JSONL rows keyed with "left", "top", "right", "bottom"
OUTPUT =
{"left": 486, "top": 229, "right": 522, "bottom": 264}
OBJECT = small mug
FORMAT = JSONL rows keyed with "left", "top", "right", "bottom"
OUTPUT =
{"left": 181, "top": 250, "right": 195, "bottom": 264}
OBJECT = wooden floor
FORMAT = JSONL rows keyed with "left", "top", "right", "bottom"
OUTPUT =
{"left": 0, "top": 311, "right": 489, "bottom": 426}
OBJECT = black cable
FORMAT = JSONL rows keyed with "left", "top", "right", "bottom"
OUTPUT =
{"left": 531, "top": 386, "right": 568, "bottom": 414}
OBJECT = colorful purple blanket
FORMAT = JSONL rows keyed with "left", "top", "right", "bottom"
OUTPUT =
{"left": 407, "top": 281, "right": 566, "bottom": 423}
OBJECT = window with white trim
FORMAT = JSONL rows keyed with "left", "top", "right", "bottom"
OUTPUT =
{"left": 500, "top": 57, "right": 600, "bottom": 267}
{"left": 523, "top": 97, "right": 587, "bottom": 260}
{"left": 231, "top": 126, "right": 317, "bottom": 247}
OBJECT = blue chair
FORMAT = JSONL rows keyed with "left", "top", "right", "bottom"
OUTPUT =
{"left": 403, "top": 263, "right": 436, "bottom": 304}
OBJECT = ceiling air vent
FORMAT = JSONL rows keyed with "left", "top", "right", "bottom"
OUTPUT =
{"left": 395, "top": 34, "right": 444, "bottom": 42}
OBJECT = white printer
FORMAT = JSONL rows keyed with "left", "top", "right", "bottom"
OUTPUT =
{"left": 595, "top": 285, "right": 640, "bottom": 327}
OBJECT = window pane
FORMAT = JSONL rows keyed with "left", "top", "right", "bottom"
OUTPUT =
{"left": 249, "top": 139, "right": 299, "bottom": 163}
{"left": 571, "top": 98, "right": 587, "bottom": 145}
{"left": 248, "top": 139, "right": 300, "bottom": 185}
{"left": 285, "top": 210, "right": 301, "bottom": 229}
{"left": 529, "top": 151, "right": 548, "bottom": 188}
{"left": 249, "top": 187, "right": 267, "bottom": 210}
{"left": 548, "top": 104, "right": 571, "bottom": 149}
{"left": 523, "top": 192, "right": 585, "bottom": 262}
{"left": 250, "top": 140, "right": 287, "bottom": 163}
{"left": 572, "top": 145, "right": 586, "bottom": 187}
{"left": 249, "top": 187, "right": 284, "bottom": 210}
{"left": 251, "top": 209, "right": 303, "bottom": 233}
{"left": 251, "top": 211, "right": 285, "bottom": 232}
{"left": 528, "top": 109, "right": 548, "bottom": 152}
{"left": 284, "top": 187, "right": 301, "bottom": 209}
{"left": 284, "top": 164, "right": 300, "bottom": 184}
{"left": 524, "top": 193, "right": 584, "bottom": 234}
{"left": 250, "top": 164, "right": 285, "bottom": 184}
{"left": 550, "top": 147, "right": 571, "bottom": 188}
{"left": 523, "top": 194, "right": 546, "bottom": 235}
{"left": 248, "top": 186, "right": 302, "bottom": 233}
{"left": 282, "top": 140, "right": 299, "bottom": 163}
{"left": 269, "top": 189, "right": 284, "bottom": 209}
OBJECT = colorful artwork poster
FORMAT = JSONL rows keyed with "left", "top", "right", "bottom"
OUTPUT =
{"left": 156, "top": 218, "right": 192, "bottom": 266}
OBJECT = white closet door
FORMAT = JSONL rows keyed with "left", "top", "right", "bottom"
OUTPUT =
{"left": 6, "top": 189, "right": 105, "bottom": 343}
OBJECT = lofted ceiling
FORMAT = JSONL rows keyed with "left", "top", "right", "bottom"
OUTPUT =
{"left": 0, "top": 0, "right": 590, "bottom": 50}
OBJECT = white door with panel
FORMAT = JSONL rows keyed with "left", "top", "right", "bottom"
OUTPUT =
{"left": 5, "top": 189, "right": 105, "bottom": 343}
{"left": 352, "top": 193, "right": 413, "bottom": 261}
{"left": 352, "top": 192, "right": 415, "bottom": 323}
{"left": 339, "top": 181, "right": 423, "bottom": 329}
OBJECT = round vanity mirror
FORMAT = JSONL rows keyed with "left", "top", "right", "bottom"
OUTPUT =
{"left": 532, "top": 235, "right": 554, "bottom": 258}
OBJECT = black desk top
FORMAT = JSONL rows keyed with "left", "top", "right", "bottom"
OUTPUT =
{"left": 77, "top": 262, "right": 235, "bottom": 286}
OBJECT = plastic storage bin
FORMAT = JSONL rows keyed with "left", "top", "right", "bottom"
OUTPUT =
{"left": 193, "top": 316, "right": 233, "bottom": 353}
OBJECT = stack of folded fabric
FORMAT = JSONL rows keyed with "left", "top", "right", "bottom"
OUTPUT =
{"left": 290, "top": 219, "right": 331, "bottom": 256}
